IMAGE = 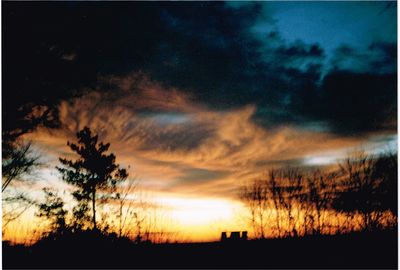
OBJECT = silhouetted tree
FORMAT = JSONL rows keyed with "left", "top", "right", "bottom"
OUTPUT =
{"left": 57, "top": 127, "right": 128, "bottom": 230}
{"left": 372, "top": 152, "right": 397, "bottom": 216}
{"left": 36, "top": 188, "right": 68, "bottom": 236}
{"left": 240, "top": 169, "right": 305, "bottom": 238}
{"left": 114, "top": 179, "right": 137, "bottom": 238}
{"left": 306, "top": 171, "right": 337, "bottom": 234}
{"left": 3, "top": 99, "right": 60, "bottom": 193}
{"left": 332, "top": 153, "right": 394, "bottom": 231}
{"left": 71, "top": 201, "right": 91, "bottom": 231}
{"left": 2, "top": 142, "right": 40, "bottom": 233}
{"left": 239, "top": 179, "right": 271, "bottom": 239}
{"left": 268, "top": 170, "right": 284, "bottom": 237}
{"left": 2, "top": 116, "right": 45, "bottom": 231}
{"left": 2, "top": 192, "right": 36, "bottom": 231}
{"left": 240, "top": 168, "right": 339, "bottom": 238}
{"left": 2, "top": 142, "right": 40, "bottom": 192}
{"left": 276, "top": 168, "right": 304, "bottom": 237}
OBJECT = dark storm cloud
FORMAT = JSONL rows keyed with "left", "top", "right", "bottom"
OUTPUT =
{"left": 331, "top": 42, "right": 397, "bottom": 74}
{"left": 368, "top": 42, "right": 397, "bottom": 70}
{"left": 275, "top": 43, "right": 324, "bottom": 61}
{"left": 3, "top": 1, "right": 397, "bottom": 136}
{"left": 312, "top": 71, "right": 397, "bottom": 135}
{"left": 146, "top": 2, "right": 269, "bottom": 107}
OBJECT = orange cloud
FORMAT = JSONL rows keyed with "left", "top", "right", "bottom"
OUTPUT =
{"left": 25, "top": 73, "right": 383, "bottom": 202}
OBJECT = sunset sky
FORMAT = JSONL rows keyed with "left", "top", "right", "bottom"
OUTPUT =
{"left": 3, "top": 2, "right": 397, "bottom": 242}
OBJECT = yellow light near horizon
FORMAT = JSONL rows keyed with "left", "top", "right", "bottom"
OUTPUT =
{"left": 3, "top": 194, "right": 247, "bottom": 244}
{"left": 178, "top": 200, "right": 232, "bottom": 225}
{"left": 159, "top": 197, "right": 235, "bottom": 225}
{"left": 155, "top": 196, "right": 244, "bottom": 242}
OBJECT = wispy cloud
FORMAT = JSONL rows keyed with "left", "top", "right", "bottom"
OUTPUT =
{"left": 25, "top": 74, "right": 390, "bottom": 201}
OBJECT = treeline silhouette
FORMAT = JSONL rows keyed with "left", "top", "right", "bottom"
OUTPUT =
{"left": 240, "top": 152, "right": 397, "bottom": 239}
{"left": 3, "top": 227, "right": 397, "bottom": 268}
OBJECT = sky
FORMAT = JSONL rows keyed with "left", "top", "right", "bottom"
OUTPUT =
{"left": 3, "top": 1, "right": 397, "bottom": 242}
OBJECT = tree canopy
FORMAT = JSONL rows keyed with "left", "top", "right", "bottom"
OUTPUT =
{"left": 57, "top": 127, "right": 128, "bottom": 230}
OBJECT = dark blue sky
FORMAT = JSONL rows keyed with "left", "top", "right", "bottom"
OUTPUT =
{"left": 252, "top": 2, "right": 396, "bottom": 55}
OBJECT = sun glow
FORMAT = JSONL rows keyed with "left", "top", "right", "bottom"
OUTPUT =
{"left": 161, "top": 197, "right": 235, "bottom": 225}
{"left": 155, "top": 196, "right": 244, "bottom": 241}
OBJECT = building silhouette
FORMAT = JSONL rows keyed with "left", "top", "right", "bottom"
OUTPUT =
{"left": 220, "top": 231, "right": 248, "bottom": 242}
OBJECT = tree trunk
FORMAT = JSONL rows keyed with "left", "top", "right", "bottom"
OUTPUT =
{"left": 92, "top": 189, "right": 97, "bottom": 230}
{"left": 119, "top": 204, "right": 122, "bottom": 237}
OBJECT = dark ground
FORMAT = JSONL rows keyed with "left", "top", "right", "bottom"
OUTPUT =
{"left": 3, "top": 230, "right": 397, "bottom": 269}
